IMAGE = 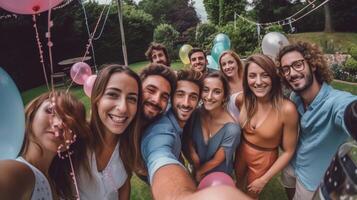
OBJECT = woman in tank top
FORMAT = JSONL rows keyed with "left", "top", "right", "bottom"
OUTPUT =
{"left": 77, "top": 64, "right": 142, "bottom": 200}
{"left": 219, "top": 51, "right": 244, "bottom": 122}
{"left": 234, "top": 54, "right": 298, "bottom": 198}
{"left": 0, "top": 91, "right": 91, "bottom": 199}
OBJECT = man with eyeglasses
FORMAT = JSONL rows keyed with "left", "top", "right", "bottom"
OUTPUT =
{"left": 277, "top": 41, "right": 357, "bottom": 200}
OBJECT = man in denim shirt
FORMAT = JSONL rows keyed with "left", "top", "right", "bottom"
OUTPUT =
{"left": 277, "top": 41, "right": 357, "bottom": 200}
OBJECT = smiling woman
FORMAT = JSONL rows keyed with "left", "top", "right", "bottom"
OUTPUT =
{"left": 77, "top": 64, "right": 142, "bottom": 200}
{"left": 0, "top": 91, "right": 90, "bottom": 199}
{"left": 234, "top": 54, "right": 298, "bottom": 198}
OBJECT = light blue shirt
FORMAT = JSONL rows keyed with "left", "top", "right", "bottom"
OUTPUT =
{"left": 141, "top": 108, "right": 184, "bottom": 184}
{"left": 290, "top": 82, "right": 357, "bottom": 191}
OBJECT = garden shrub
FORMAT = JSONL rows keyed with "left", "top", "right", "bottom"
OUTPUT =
{"left": 153, "top": 23, "right": 180, "bottom": 60}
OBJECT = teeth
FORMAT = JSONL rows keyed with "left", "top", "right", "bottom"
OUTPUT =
{"left": 109, "top": 114, "right": 127, "bottom": 123}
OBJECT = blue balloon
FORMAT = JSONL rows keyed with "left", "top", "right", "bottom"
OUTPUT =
{"left": 211, "top": 42, "right": 229, "bottom": 64}
{"left": 0, "top": 68, "right": 25, "bottom": 160}
{"left": 207, "top": 55, "right": 219, "bottom": 70}
{"left": 213, "top": 33, "right": 231, "bottom": 49}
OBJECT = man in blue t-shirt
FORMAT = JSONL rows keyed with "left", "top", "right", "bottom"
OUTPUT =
{"left": 277, "top": 41, "right": 357, "bottom": 200}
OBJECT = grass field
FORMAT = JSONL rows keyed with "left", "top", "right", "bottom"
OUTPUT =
{"left": 288, "top": 32, "right": 357, "bottom": 53}
{"left": 20, "top": 61, "right": 357, "bottom": 200}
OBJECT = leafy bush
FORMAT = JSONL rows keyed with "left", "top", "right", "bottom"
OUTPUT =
{"left": 349, "top": 45, "right": 357, "bottom": 60}
{"left": 154, "top": 23, "right": 180, "bottom": 60}
{"left": 331, "top": 62, "right": 357, "bottom": 83}
{"left": 319, "top": 39, "right": 342, "bottom": 54}
{"left": 344, "top": 57, "right": 357, "bottom": 73}
{"left": 195, "top": 23, "right": 218, "bottom": 50}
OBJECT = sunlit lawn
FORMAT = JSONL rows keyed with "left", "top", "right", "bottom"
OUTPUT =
{"left": 21, "top": 61, "right": 357, "bottom": 200}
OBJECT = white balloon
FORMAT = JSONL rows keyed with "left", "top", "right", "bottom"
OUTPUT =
{"left": 262, "top": 32, "right": 289, "bottom": 60}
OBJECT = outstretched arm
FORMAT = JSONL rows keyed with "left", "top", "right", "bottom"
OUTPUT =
{"left": 248, "top": 101, "right": 298, "bottom": 194}
{"left": 152, "top": 164, "right": 251, "bottom": 200}
{"left": 345, "top": 100, "right": 357, "bottom": 140}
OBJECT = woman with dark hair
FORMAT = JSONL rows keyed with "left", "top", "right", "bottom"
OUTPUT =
{"left": 186, "top": 72, "right": 241, "bottom": 182}
{"left": 77, "top": 64, "right": 142, "bottom": 200}
{"left": 0, "top": 91, "right": 91, "bottom": 199}
{"left": 234, "top": 54, "right": 298, "bottom": 198}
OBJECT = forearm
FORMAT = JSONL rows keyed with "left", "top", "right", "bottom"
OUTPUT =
{"left": 152, "top": 164, "right": 196, "bottom": 200}
{"left": 197, "top": 152, "right": 225, "bottom": 175}
{"left": 260, "top": 151, "right": 294, "bottom": 183}
{"left": 345, "top": 100, "right": 357, "bottom": 140}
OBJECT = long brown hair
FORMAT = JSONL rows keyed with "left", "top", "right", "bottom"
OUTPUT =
{"left": 20, "top": 90, "right": 91, "bottom": 198}
{"left": 243, "top": 54, "right": 283, "bottom": 126}
{"left": 219, "top": 50, "right": 244, "bottom": 79}
{"left": 90, "top": 64, "right": 142, "bottom": 174}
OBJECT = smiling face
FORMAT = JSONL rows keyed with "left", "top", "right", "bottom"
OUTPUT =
{"left": 247, "top": 62, "right": 272, "bottom": 99}
{"left": 172, "top": 80, "right": 200, "bottom": 127}
{"left": 220, "top": 53, "right": 239, "bottom": 78}
{"left": 97, "top": 72, "right": 139, "bottom": 135}
{"left": 31, "top": 100, "right": 73, "bottom": 153}
{"left": 151, "top": 49, "right": 168, "bottom": 66}
{"left": 202, "top": 77, "right": 225, "bottom": 111}
{"left": 280, "top": 51, "right": 314, "bottom": 93}
{"left": 142, "top": 75, "right": 171, "bottom": 121}
{"left": 190, "top": 52, "right": 207, "bottom": 73}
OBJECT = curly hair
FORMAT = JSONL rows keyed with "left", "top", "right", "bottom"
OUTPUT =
{"left": 145, "top": 42, "right": 171, "bottom": 66}
{"left": 277, "top": 41, "right": 333, "bottom": 84}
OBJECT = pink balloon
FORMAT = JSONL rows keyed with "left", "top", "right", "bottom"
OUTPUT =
{"left": 83, "top": 75, "right": 97, "bottom": 97}
{"left": 198, "top": 172, "right": 235, "bottom": 190}
{"left": 0, "top": 0, "right": 64, "bottom": 15}
{"left": 70, "top": 62, "right": 92, "bottom": 85}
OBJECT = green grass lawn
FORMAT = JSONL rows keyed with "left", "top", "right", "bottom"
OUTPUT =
{"left": 20, "top": 61, "right": 357, "bottom": 200}
{"left": 288, "top": 32, "right": 357, "bottom": 53}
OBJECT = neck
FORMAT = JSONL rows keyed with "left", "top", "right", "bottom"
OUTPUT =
{"left": 205, "top": 106, "right": 225, "bottom": 119}
{"left": 102, "top": 130, "right": 119, "bottom": 148}
{"left": 22, "top": 142, "right": 56, "bottom": 176}
{"left": 229, "top": 77, "right": 242, "bottom": 93}
{"left": 299, "top": 79, "right": 321, "bottom": 108}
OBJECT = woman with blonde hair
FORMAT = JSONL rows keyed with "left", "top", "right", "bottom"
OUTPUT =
{"left": 219, "top": 50, "right": 244, "bottom": 122}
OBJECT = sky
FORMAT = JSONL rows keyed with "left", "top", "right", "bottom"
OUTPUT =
{"left": 96, "top": 0, "right": 208, "bottom": 22}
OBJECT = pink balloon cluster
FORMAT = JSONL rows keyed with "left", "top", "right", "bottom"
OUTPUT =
{"left": 198, "top": 172, "right": 235, "bottom": 190}
{"left": 70, "top": 62, "right": 96, "bottom": 97}
{"left": 0, "top": 0, "right": 64, "bottom": 15}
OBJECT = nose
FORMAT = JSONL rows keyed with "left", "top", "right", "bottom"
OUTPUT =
{"left": 151, "top": 92, "right": 161, "bottom": 104}
{"left": 116, "top": 97, "right": 128, "bottom": 113}
{"left": 255, "top": 76, "right": 262, "bottom": 85}
{"left": 183, "top": 95, "right": 190, "bottom": 106}
{"left": 207, "top": 90, "right": 213, "bottom": 99}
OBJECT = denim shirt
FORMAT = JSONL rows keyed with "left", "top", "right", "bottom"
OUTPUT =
{"left": 141, "top": 108, "right": 184, "bottom": 184}
{"left": 290, "top": 82, "right": 357, "bottom": 191}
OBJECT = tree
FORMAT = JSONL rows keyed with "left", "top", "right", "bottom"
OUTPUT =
{"left": 204, "top": 0, "right": 246, "bottom": 25}
{"left": 153, "top": 24, "right": 180, "bottom": 59}
{"left": 138, "top": 0, "right": 199, "bottom": 32}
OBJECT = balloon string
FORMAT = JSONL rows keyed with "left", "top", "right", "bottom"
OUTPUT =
{"left": 46, "top": 3, "right": 55, "bottom": 92}
{"left": 79, "top": 0, "right": 98, "bottom": 73}
{"left": 32, "top": 15, "right": 50, "bottom": 91}
{"left": 66, "top": 2, "right": 109, "bottom": 93}
{"left": 68, "top": 153, "right": 81, "bottom": 200}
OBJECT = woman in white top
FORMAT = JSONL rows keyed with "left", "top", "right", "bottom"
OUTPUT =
{"left": 0, "top": 91, "right": 91, "bottom": 199}
{"left": 77, "top": 65, "right": 142, "bottom": 200}
{"left": 219, "top": 50, "right": 244, "bottom": 122}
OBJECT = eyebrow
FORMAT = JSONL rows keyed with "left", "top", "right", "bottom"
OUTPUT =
{"left": 106, "top": 87, "right": 138, "bottom": 96}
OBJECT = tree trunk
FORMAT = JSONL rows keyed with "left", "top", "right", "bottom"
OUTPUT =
{"left": 324, "top": 2, "right": 334, "bottom": 32}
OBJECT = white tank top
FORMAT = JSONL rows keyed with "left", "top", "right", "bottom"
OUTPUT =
{"left": 77, "top": 141, "right": 128, "bottom": 200}
{"left": 16, "top": 157, "right": 53, "bottom": 200}
{"left": 227, "top": 92, "right": 242, "bottom": 123}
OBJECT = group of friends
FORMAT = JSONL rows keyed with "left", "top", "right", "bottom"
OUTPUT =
{"left": 0, "top": 41, "right": 356, "bottom": 200}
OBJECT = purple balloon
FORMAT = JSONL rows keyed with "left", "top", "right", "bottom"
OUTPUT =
{"left": 198, "top": 172, "right": 235, "bottom": 190}
{"left": 83, "top": 75, "right": 97, "bottom": 97}
{"left": 70, "top": 62, "right": 92, "bottom": 85}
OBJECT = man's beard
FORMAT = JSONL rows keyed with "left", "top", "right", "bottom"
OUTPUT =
{"left": 290, "top": 66, "right": 314, "bottom": 94}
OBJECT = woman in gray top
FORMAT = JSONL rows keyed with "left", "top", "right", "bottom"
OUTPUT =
{"left": 186, "top": 72, "right": 241, "bottom": 182}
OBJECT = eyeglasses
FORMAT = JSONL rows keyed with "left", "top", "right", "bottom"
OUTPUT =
{"left": 279, "top": 59, "right": 305, "bottom": 76}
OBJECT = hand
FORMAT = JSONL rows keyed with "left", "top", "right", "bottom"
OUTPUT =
{"left": 247, "top": 177, "right": 268, "bottom": 194}
{"left": 195, "top": 170, "right": 204, "bottom": 182}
